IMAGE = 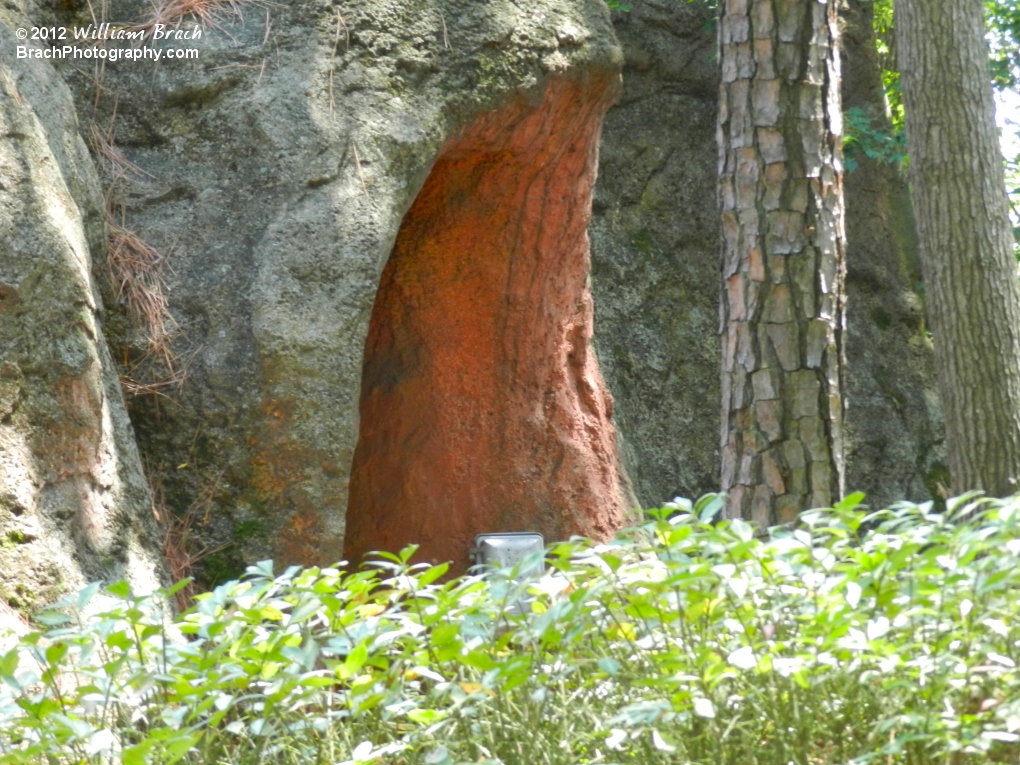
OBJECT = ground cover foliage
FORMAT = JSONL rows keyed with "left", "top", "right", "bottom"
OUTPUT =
{"left": 2, "top": 495, "right": 1020, "bottom": 764}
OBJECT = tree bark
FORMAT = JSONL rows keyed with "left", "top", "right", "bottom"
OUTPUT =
{"left": 718, "top": 0, "right": 847, "bottom": 524}
{"left": 895, "top": 0, "right": 1020, "bottom": 497}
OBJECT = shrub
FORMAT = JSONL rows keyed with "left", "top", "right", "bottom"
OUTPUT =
{"left": 1, "top": 493, "right": 1019, "bottom": 764}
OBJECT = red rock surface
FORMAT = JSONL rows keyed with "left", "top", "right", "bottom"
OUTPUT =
{"left": 344, "top": 72, "right": 635, "bottom": 573}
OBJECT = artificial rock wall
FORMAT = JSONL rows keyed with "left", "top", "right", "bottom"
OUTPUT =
{"left": 590, "top": 0, "right": 944, "bottom": 513}
{"left": 0, "top": 0, "right": 167, "bottom": 621}
{"left": 590, "top": 2, "right": 722, "bottom": 507}
{"left": 0, "top": 0, "right": 945, "bottom": 603}
{"left": 59, "top": 0, "right": 633, "bottom": 576}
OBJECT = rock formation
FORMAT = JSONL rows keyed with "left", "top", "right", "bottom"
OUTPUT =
{"left": 839, "top": 0, "right": 946, "bottom": 507}
{"left": 61, "top": 0, "right": 634, "bottom": 576}
{"left": 0, "top": 0, "right": 945, "bottom": 606}
{"left": 590, "top": 1, "right": 944, "bottom": 511}
{"left": 590, "top": 2, "right": 724, "bottom": 508}
{"left": 0, "top": 0, "right": 167, "bottom": 619}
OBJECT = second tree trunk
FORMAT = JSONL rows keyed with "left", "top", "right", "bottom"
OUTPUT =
{"left": 896, "top": 0, "right": 1020, "bottom": 497}
{"left": 718, "top": 0, "right": 847, "bottom": 524}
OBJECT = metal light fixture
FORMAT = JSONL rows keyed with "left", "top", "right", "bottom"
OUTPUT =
{"left": 469, "top": 532, "right": 545, "bottom": 578}
{"left": 469, "top": 532, "right": 545, "bottom": 616}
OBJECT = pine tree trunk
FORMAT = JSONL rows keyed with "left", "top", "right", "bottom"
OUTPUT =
{"left": 895, "top": 0, "right": 1020, "bottom": 497}
{"left": 718, "top": 0, "right": 847, "bottom": 524}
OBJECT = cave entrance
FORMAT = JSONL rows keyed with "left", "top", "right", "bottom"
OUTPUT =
{"left": 344, "top": 74, "right": 632, "bottom": 573}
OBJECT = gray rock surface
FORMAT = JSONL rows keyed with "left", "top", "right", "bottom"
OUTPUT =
{"left": 840, "top": 0, "right": 946, "bottom": 507}
{"left": 590, "top": 0, "right": 943, "bottom": 510}
{"left": 590, "top": 1, "right": 722, "bottom": 508}
{"left": 0, "top": 0, "right": 167, "bottom": 619}
{"left": 60, "top": 0, "right": 625, "bottom": 576}
{"left": 3, "top": 0, "right": 943, "bottom": 601}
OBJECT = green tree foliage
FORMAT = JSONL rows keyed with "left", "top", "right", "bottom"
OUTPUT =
{"left": 986, "top": 0, "right": 1020, "bottom": 89}
{"left": 843, "top": 107, "right": 908, "bottom": 172}
{"left": 868, "top": 0, "right": 905, "bottom": 130}
{"left": 862, "top": 0, "right": 1020, "bottom": 253}
{"left": 981, "top": 1, "right": 1020, "bottom": 248}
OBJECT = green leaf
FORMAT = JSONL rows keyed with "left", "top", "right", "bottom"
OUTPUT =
{"left": 122, "top": 740, "right": 156, "bottom": 765}
{"left": 106, "top": 580, "right": 132, "bottom": 599}
{"left": 835, "top": 491, "right": 867, "bottom": 511}
{"left": 598, "top": 657, "right": 621, "bottom": 675}
{"left": 164, "top": 578, "right": 194, "bottom": 599}
{"left": 287, "top": 597, "right": 322, "bottom": 625}
{"left": 417, "top": 562, "right": 449, "bottom": 587}
{"left": 459, "top": 650, "right": 496, "bottom": 671}
{"left": 342, "top": 641, "right": 369, "bottom": 677}
{"left": 424, "top": 745, "right": 453, "bottom": 765}
{"left": 44, "top": 642, "right": 68, "bottom": 666}
{"left": 34, "top": 610, "right": 71, "bottom": 626}
{"left": 698, "top": 493, "right": 724, "bottom": 523}
{"left": 408, "top": 708, "right": 445, "bottom": 724}
{"left": 246, "top": 560, "right": 275, "bottom": 578}
{"left": 77, "top": 581, "right": 102, "bottom": 609}
{"left": 163, "top": 733, "right": 201, "bottom": 765}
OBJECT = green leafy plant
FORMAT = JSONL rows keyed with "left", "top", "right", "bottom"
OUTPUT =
{"left": 2, "top": 493, "right": 1020, "bottom": 764}
{"left": 986, "top": 0, "right": 1020, "bottom": 90}
{"left": 843, "top": 107, "right": 908, "bottom": 171}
